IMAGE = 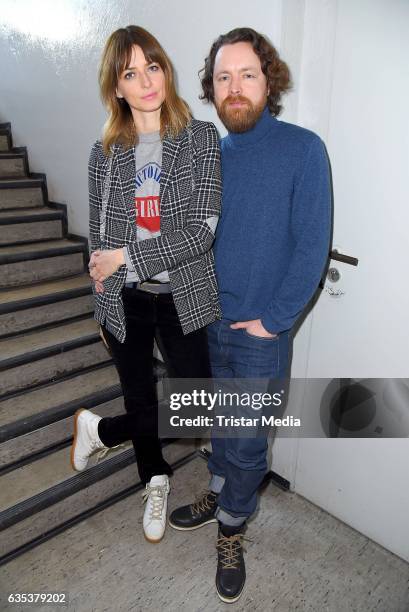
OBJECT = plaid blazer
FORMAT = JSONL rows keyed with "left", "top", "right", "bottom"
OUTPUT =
{"left": 88, "top": 120, "right": 222, "bottom": 342}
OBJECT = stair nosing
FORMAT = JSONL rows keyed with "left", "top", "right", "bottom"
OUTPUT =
{"left": 0, "top": 325, "right": 100, "bottom": 372}
{"left": 0, "top": 177, "right": 43, "bottom": 189}
{"left": 0, "top": 382, "right": 122, "bottom": 444}
{"left": 0, "top": 277, "right": 92, "bottom": 314}
{"left": 0, "top": 360, "right": 117, "bottom": 403}
{"left": 0, "top": 437, "right": 75, "bottom": 477}
{"left": 0, "top": 304, "right": 96, "bottom": 341}
{"left": 0, "top": 151, "right": 26, "bottom": 159}
{"left": 0, "top": 206, "right": 44, "bottom": 213}
{"left": 0, "top": 210, "right": 64, "bottom": 225}
{"left": 0, "top": 239, "right": 86, "bottom": 264}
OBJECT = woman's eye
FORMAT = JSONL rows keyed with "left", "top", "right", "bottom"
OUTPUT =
{"left": 148, "top": 64, "right": 159, "bottom": 72}
{"left": 124, "top": 72, "right": 135, "bottom": 80}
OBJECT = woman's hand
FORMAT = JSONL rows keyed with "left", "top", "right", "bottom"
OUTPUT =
{"left": 89, "top": 249, "right": 125, "bottom": 283}
{"left": 94, "top": 280, "right": 105, "bottom": 293}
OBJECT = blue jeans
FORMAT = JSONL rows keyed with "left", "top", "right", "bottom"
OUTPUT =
{"left": 207, "top": 319, "right": 290, "bottom": 520}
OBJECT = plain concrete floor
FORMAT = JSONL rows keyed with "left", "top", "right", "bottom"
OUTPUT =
{"left": 1, "top": 456, "right": 409, "bottom": 612}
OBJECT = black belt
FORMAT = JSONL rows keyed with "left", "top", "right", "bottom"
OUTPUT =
{"left": 124, "top": 280, "right": 171, "bottom": 294}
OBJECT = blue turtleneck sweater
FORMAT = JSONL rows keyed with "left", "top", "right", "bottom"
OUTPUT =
{"left": 213, "top": 106, "right": 331, "bottom": 334}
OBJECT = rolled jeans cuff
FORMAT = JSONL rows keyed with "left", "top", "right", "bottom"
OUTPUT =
{"left": 209, "top": 473, "right": 225, "bottom": 494}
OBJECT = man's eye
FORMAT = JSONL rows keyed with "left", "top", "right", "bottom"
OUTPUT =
{"left": 218, "top": 75, "right": 229, "bottom": 82}
{"left": 244, "top": 73, "right": 255, "bottom": 79}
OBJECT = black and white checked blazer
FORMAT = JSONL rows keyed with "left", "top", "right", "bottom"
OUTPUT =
{"left": 88, "top": 119, "right": 222, "bottom": 342}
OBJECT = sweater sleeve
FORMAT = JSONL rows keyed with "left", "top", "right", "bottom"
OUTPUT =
{"left": 260, "top": 137, "right": 331, "bottom": 334}
{"left": 125, "top": 123, "right": 221, "bottom": 281}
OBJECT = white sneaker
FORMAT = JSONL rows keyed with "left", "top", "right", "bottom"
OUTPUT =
{"left": 142, "top": 474, "right": 170, "bottom": 543}
{"left": 71, "top": 409, "right": 106, "bottom": 471}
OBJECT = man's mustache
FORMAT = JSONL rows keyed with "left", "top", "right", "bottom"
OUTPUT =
{"left": 221, "top": 95, "right": 252, "bottom": 109}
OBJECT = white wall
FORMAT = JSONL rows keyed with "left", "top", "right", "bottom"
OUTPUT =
{"left": 0, "top": 0, "right": 282, "bottom": 236}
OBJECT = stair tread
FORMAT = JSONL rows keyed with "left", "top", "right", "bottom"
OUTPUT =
{"left": 0, "top": 342, "right": 110, "bottom": 399}
{"left": 0, "top": 317, "right": 99, "bottom": 364}
{"left": 0, "top": 365, "right": 119, "bottom": 428}
{"left": 0, "top": 207, "right": 62, "bottom": 220}
{"left": 0, "top": 439, "right": 132, "bottom": 513}
{"left": 0, "top": 238, "right": 84, "bottom": 257}
{"left": 0, "top": 274, "right": 91, "bottom": 306}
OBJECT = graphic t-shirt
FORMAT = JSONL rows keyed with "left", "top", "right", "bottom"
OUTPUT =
{"left": 124, "top": 130, "right": 169, "bottom": 283}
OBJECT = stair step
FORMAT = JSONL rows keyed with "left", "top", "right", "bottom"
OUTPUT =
{"left": 0, "top": 238, "right": 85, "bottom": 264}
{"left": 0, "top": 322, "right": 110, "bottom": 397}
{"left": 0, "top": 317, "right": 99, "bottom": 370}
{"left": 0, "top": 293, "right": 94, "bottom": 337}
{"left": 0, "top": 252, "right": 85, "bottom": 287}
{"left": 0, "top": 364, "right": 119, "bottom": 437}
{"left": 0, "top": 273, "right": 91, "bottom": 311}
{"left": 0, "top": 206, "right": 63, "bottom": 223}
{"left": 0, "top": 273, "right": 92, "bottom": 336}
{"left": 0, "top": 238, "right": 86, "bottom": 288}
{"left": 0, "top": 220, "right": 63, "bottom": 245}
{"left": 0, "top": 151, "right": 27, "bottom": 178}
{"left": 0, "top": 384, "right": 123, "bottom": 467}
{"left": 0, "top": 439, "right": 195, "bottom": 562}
{"left": 0, "top": 178, "right": 44, "bottom": 210}
{"left": 0, "top": 206, "right": 65, "bottom": 245}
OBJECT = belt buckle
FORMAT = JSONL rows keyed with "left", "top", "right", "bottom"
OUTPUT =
{"left": 140, "top": 281, "right": 158, "bottom": 294}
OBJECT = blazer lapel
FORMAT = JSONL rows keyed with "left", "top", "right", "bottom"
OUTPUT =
{"left": 160, "top": 135, "right": 182, "bottom": 209}
{"left": 115, "top": 145, "right": 138, "bottom": 235}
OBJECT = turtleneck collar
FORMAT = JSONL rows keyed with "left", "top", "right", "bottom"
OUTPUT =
{"left": 225, "top": 106, "right": 277, "bottom": 149}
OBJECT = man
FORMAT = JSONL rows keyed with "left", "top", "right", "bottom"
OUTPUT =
{"left": 169, "top": 28, "right": 331, "bottom": 603}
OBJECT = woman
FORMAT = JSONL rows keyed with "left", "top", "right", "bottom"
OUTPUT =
{"left": 70, "top": 25, "right": 221, "bottom": 543}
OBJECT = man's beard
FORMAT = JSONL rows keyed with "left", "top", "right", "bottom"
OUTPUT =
{"left": 216, "top": 95, "right": 266, "bottom": 133}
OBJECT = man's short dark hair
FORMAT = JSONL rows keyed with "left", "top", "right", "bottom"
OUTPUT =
{"left": 200, "top": 27, "right": 291, "bottom": 116}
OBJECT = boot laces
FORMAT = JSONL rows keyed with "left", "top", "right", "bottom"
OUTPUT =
{"left": 216, "top": 534, "right": 248, "bottom": 569}
{"left": 192, "top": 490, "right": 217, "bottom": 515}
{"left": 142, "top": 484, "right": 169, "bottom": 520}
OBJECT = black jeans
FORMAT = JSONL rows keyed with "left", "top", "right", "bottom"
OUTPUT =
{"left": 98, "top": 286, "right": 211, "bottom": 484}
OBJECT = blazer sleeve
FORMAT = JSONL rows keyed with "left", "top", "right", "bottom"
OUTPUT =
{"left": 125, "top": 122, "right": 222, "bottom": 281}
{"left": 88, "top": 142, "right": 103, "bottom": 254}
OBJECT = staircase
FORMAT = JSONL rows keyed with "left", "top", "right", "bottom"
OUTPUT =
{"left": 0, "top": 122, "right": 195, "bottom": 566}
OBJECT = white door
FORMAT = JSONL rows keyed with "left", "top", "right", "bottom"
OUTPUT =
{"left": 272, "top": 0, "right": 409, "bottom": 562}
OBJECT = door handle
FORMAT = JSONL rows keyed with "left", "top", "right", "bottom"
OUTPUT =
{"left": 319, "top": 249, "right": 359, "bottom": 289}
{"left": 329, "top": 249, "right": 359, "bottom": 267}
